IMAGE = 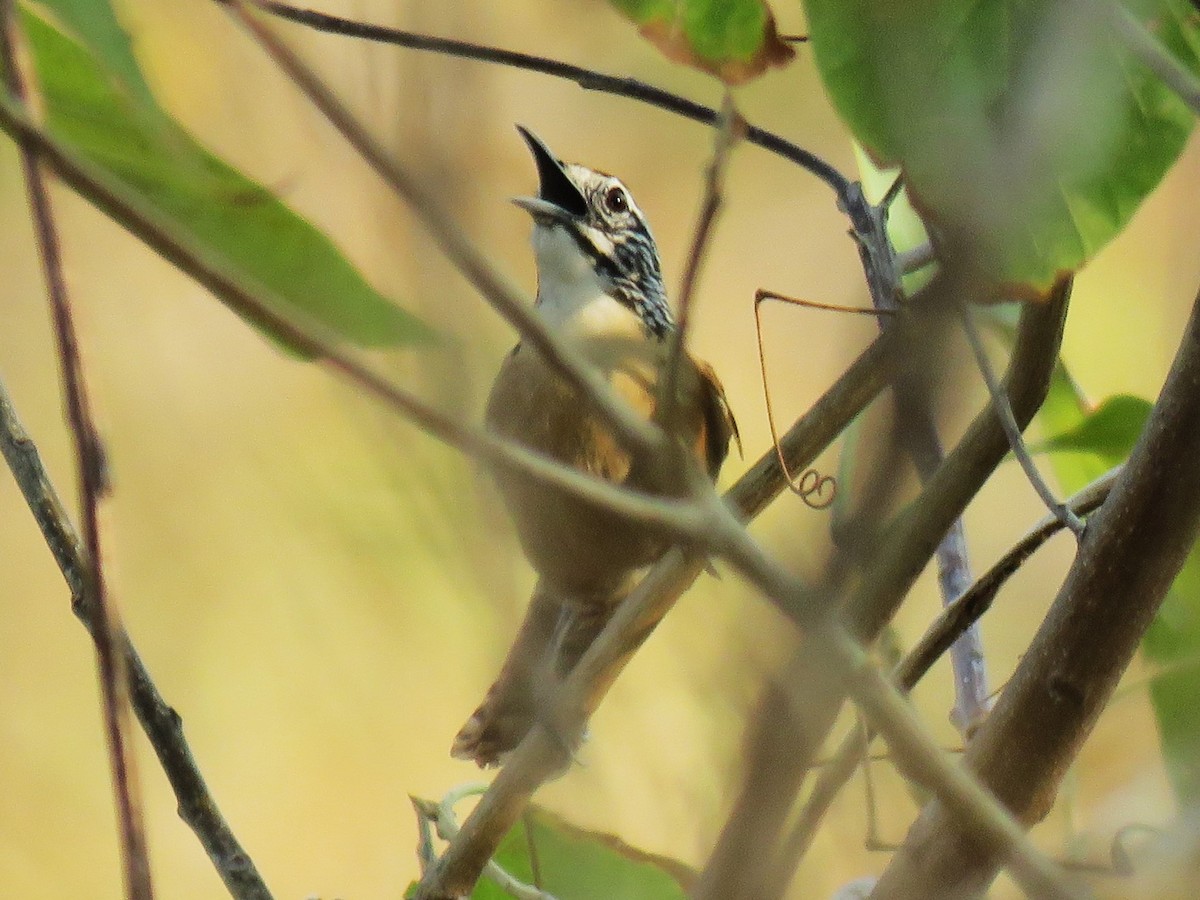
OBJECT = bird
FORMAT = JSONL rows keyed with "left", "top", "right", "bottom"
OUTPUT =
{"left": 451, "top": 126, "right": 739, "bottom": 768}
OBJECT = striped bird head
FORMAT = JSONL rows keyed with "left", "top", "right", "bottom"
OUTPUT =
{"left": 512, "top": 126, "right": 673, "bottom": 340}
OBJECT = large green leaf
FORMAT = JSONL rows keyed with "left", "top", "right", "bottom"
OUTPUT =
{"left": 802, "top": 0, "right": 1200, "bottom": 294}
{"left": 608, "top": 0, "right": 794, "bottom": 83}
{"left": 7, "top": 5, "right": 432, "bottom": 349}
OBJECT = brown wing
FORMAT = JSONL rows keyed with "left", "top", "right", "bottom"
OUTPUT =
{"left": 694, "top": 357, "right": 740, "bottom": 479}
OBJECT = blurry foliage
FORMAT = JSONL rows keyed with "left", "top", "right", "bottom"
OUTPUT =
{"left": 803, "top": 0, "right": 1200, "bottom": 293}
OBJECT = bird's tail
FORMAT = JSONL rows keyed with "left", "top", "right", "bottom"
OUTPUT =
{"left": 451, "top": 581, "right": 623, "bottom": 768}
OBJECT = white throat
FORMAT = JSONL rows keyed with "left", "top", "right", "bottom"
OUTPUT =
{"left": 531, "top": 223, "right": 643, "bottom": 339}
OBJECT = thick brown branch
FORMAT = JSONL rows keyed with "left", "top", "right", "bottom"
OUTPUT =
{"left": 871, "top": 285, "right": 1200, "bottom": 896}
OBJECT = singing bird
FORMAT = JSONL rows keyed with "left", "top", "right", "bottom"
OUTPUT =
{"left": 452, "top": 127, "right": 738, "bottom": 767}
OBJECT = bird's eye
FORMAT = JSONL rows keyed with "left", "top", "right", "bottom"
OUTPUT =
{"left": 603, "top": 186, "right": 628, "bottom": 214}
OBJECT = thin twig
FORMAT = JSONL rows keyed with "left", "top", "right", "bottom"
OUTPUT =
{"left": 899, "top": 466, "right": 1118, "bottom": 687}
{"left": 0, "top": 7, "right": 151, "bottom": 898}
{"left": 659, "top": 91, "right": 739, "bottom": 447}
{"left": 0, "top": 378, "right": 274, "bottom": 900}
{"left": 897, "top": 241, "right": 935, "bottom": 275}
{"left": 860, "top": 169, "right": 992, "bottom": 735}
{"left": 224, "top": 0, "right": 663, "bottom": 459}
{"left": 961, "top": 305, "right": 1086, "bottom": 537}
{"left": 256, "top": 1, "right": 848, "bottom": 197}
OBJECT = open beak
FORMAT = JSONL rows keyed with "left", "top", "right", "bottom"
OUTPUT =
{"left": 511, "top": 125, "right": 588, "bottom": 223}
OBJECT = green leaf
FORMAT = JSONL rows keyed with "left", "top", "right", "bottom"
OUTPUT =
{"left": 608, "top": 0, "right": 794, "bottom": 83}
{"left": 490, "top": 807, "right": 692, "bottom": 899}
{"left": 406, "top": 806, "right": 693, "bottom": 899}
{"left": 802, "top": 0, "right": 1199, "bottom": 293}
{"left": 37, "top": 0, "right": 156, "bottom": 110}
{"left": 1037, "top": 395, "right": 1152, "bottom": 461}
{"left": 12, "top": 6, "right": 433, "bottom": 349}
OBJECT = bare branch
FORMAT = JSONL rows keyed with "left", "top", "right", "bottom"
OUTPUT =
{"left": 0, "top": 378, "right": 274, "bottom": 900}
{"left": 871, "top": 283, "right": 1200, "bottom": 897}
{"left": 898, "top": 467, "right": 1118, "bottom": 689}
{"left": 0, "top": 7, "right": 151, "bottom": 897}
{"left": 660, "top": 92, "right": 740, "bottom": 447}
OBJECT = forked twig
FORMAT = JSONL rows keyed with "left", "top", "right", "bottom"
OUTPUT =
{"left": 0, "top": 6, "right": 151, "bottom": 898}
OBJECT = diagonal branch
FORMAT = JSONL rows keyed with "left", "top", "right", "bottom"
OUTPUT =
{"left": 0, "top": 378, "right": 275, "bottom": 900}
{"left": 0, "top": 6, "right": 151, "bottom": 898}
{"left": 660, "top": 92, "right": 740, "bottom": 449}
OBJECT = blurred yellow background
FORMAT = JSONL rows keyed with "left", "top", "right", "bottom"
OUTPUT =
{"left": 2, "top": 1, "right": 1199, "bottom": 897}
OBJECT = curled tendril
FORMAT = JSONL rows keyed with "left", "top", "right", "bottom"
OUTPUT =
{"left": 754, "top": 287, "right": 888, "bottom": 513}
{"left": 791, "top": 467, "right": 837, "bottom": 509}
